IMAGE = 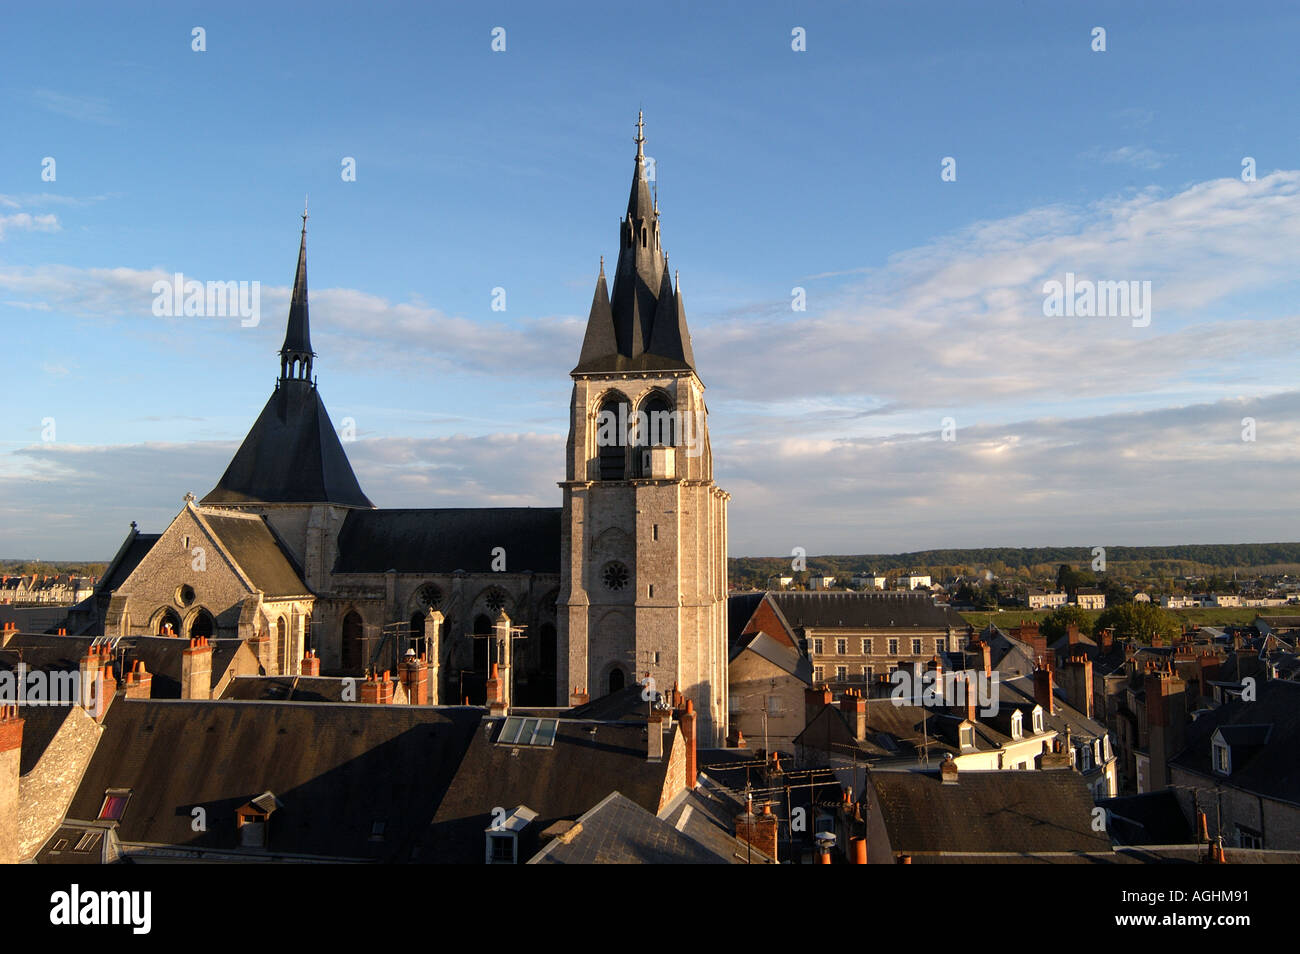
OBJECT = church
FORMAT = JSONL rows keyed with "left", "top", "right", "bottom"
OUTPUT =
{"left": 91, "top": 116, "right": 731, "bottom": 744}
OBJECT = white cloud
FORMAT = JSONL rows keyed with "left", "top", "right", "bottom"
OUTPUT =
{"left": 0, "top": 212, "right": 60, "bottom": 241}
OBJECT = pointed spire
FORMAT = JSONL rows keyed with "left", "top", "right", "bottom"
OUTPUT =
{"left": 280, "top": 205, "right": 315, "bottom": 384}
{"left": 572, "top": 113, "right": 696, "bottom": 375}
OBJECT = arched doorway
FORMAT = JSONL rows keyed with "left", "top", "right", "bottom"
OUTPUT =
{"left": 158, "top": 608, "right": 182, "bottom": 637}
{"left": 341, "top": 611, "right": 364, "bottom": 673}
{"left": 608, "top": 667, "right": 626, "bottom": 694}
{"left": 190, "top": 609, "right": 214, "bottom": 640}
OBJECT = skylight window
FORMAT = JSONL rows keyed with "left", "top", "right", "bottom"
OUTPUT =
{"left": 497, "top": 717, "right": 558, "bottom": 747}
{"left": 98, "top": 791, "right": 130, "bottom": 821}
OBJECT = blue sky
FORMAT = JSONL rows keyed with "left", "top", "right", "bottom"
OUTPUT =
{"left": 4, "top": 1, "right": 1300, "bottom": 559}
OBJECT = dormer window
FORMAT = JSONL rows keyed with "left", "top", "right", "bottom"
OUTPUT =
{"left": 1213, "top": 738, "right": 1231, "bottom": 776}
{"left": 1032, "top": 709, "right": 1043, "bottom": 733}
{"left": 959, "top": 724, "right": 975, "bottom": 750}
{"left": 1010, "top": 711, "right": 1022, "bottom": 740}
{"left": 1080, "top": 745, "right": 1092, "bottom": 771}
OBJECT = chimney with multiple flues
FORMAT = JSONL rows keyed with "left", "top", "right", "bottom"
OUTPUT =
{"left": 301, "top": 648, "right": 321, "bottom": 677}
{"left": 734, "top": 796, "right": 779, "bottom": 861}
{"left": 123, "top": 660, "right": 153, "bottom": 700}
{"left": 1033, "top": 664, "right": 1055, "bottom": 715}
{"left": 839, "top": 688, "right": 867, "bottom": 741}
{"left": 181, "top": 635, "right": 213, "bottom": 701}
{"left": 360, "top": 669, "right": 395, "bottom": 704}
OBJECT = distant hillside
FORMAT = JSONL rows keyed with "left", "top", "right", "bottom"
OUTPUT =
{"left": 729, "top": 543, "right": 1300, "bottom": 590}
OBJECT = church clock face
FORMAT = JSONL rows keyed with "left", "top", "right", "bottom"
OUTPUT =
{"left": 601, "top": 561, "right": 629, "bottom": 591}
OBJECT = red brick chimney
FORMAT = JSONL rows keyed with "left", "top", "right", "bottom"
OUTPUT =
{"left": 734, "top": 800, "right": 779, "bottom": 861}
{"left": 181, "top": 636, "right": 213, "bottom": 700}
{"left": 1061, "top": 654, "right": 1093, "bottom": 719}
{"left": 400, "top": 652, "right": 428, "bottom": 705}
{"left": 1034, "top": 665, "right": 1055, "bottom": 715}
{"left": 840, "top": 688, "right": 867, "bottom": 741}
{"left": 301, "top": 648, "right": 321, "bottom": 677}
{"left": 123, "top": 660, "right": 152, "bottom": 700}
{"left": 804, "top": 684, "right": 832, "bottom": 728}
{"left": 647, "top": 710, "right": 665, "bottom": 761}
{"left": 360, "top": 670, "right": 394, "bottom": 705}
{"left": 0, "top": 705, "right": 22, "bottom": 864}
{"left": 679, "top": 699, "right": 698, "bottom": 789}
{"left": 963, "top": 673, "right": 977, "bottom": 723}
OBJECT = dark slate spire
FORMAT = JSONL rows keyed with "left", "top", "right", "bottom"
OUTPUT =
{"left": 572, "top": 112, "right": 696, "bottom": 375}
{"left": 576, "top": 257, "right": 618, "bottom": 368}
{"left": 202, "top": 210, "right": 373, "bottom": 509}
{"left": 280, "top": 199, "right": 314, "bottom": 383}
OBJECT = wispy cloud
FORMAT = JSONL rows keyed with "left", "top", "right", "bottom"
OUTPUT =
{"left": 1086, "top": 144, "right": 1171, "bottom": 170}
{"left": 32, "top": 89, "right": 115, "bottom": 125}
{"left": 0, "top": 212, "right": 60, "bottom": 241}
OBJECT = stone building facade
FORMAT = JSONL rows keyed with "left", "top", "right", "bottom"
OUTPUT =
{"left": 558, "top": 114, "right": 730, "bottom": 745}
{"left": 96, "top": 117, "right": 729, "bottom": 719}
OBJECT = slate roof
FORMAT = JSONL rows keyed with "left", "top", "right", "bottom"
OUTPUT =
{"left": 197, "top": 510, "right": 310, "bottom": 598}
{"left": 869, "top": 767, "right": 1112, "bottom": 855}
{"left": 767, "top": 591, "right": 964, "bottom": 630}
{"left": 97, "top": 532, "right": 161, "bottom": 595}
{"left": 219, "top": 675, "right": 351, "bottom": 703}
{"left": 430, "top": 716, "right": 675, "bottom": 863}
{"left": 201, "top": 381, "right": 373, "bottom": 508}
{"left": 1170, "top": 680, "right": 1300, "bottom": 803}
{"left": 0, "top": 633, "right": 244, "bottom": 703}
{"left": 731, "top": 630, "right": 812, "bottom": 683}
{"left": 54, "top": 699, "right": 481, "bottom": 862}
{"left": 527, "top": 792, "right": 727, "bottom": 864}
{"left": 1099, "top": 792, "right": 1193, "bottom": 846}
{"left": 727, "top": 592, "right": 764, "bottom": 644}
{"left": 334, "top": 507, "right": 561, "bottom": 574}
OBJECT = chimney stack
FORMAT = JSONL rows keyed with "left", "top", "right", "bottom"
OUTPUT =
{"left": 0, "top": 705, "right": 23, "bottom": 864}
{"left": 734, "top": 801, "right": 779, "bottom": 861}
{"left": 301, "top": 648, "right": 321, "bottom": 677}
{"left": 840, "top": 689, "right": 867, "bottom": 741}
{"left": 359, "top": 669, "right": 395, "bottom": 704}
{"left": 647, "top": 710, "right": 664, "bottom": 761}
{"left": 569, "top": 687, "right": 589, "bottom": 707}
{"left": 804, "top": 684, "right": 832, "bottom": 728}
{"left": 400, "top": 651, "right": 428, "bottom": 705}
{"left": 1033, "top": 665, "right": 1055, "bottom": 715}
{"left": 1060, "top": 654, "right": 1094, "bottom": 719}
{"left": 679, "top": 699, "right": 698, "bottom": 789}
{"left": 181, "top": 636, "right": 213, "bottom": 700}
{"left": 940, "top": 757, "right": 958, "bottom": 784}
{"left": 123, "top": 660, "right": 152, "bottom": 700}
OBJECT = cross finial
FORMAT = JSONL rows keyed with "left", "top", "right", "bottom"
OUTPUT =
{"left": 302, "top": 195, "right": 309, "bottom": 231}
{"left": 634, "top": 110, "right": 645, "bottom": 160}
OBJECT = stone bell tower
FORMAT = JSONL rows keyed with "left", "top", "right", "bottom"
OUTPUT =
{"left": 558, "top": 113, "right": 730, "bottom": 745}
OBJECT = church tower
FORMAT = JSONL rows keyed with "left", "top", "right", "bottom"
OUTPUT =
{"left": 559, "top": 114, "right": 730, "bottom": 745}
{"left": 202, "top": 207, "right": 374, "bottom": 590}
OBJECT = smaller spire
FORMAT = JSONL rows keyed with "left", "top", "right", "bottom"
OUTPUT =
{"left": 634, "top": 110, "right": 645, "bottom": 161}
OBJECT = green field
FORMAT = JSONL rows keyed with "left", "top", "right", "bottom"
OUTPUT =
{"left": 956, "top": 606, "right": 1265, "bottom": 634}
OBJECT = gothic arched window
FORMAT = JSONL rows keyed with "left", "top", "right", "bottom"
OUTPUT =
{"left": 596, "top": 393, "right": 630, "bottom": 480}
